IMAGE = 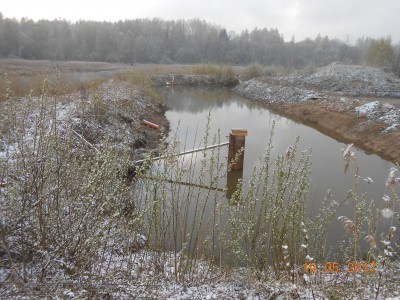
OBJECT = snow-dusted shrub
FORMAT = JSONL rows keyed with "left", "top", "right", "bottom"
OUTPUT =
{"left": 0, "top": 79, "right": 142, "bottom": 284}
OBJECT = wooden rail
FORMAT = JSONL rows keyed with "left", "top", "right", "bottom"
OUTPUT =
{"left": 134, "top": 129, "right": 248, "bottom": 197}
{"left": 134, "top": 141, "right": 230, "bottom": 164}
{"left": 141, "top": 176, "right": 224, "bottom": 192}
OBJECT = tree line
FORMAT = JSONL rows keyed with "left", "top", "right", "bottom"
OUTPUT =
{"left": 0, "top": 12, "right": 399, "bottom": 73}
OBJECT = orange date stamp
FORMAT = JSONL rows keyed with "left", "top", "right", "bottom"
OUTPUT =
{"left": 304, "top": 261, "right": 377, "bottom": 273}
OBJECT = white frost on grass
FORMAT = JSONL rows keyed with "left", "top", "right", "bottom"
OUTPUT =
{"left": 363, "top": 177, "right": 374, "bottom": 184}
{"left": 2, "top": 249, "right": 399, "bottom": 299}
{"left": 0, "top": 142, "right": 18, "bottom": 161}
{"left": 0, "top": 99, "right": 76, "bottom": 161}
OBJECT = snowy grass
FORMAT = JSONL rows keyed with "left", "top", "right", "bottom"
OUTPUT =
{"left": 1, "top": 73, "right": 399, "bottom": 299}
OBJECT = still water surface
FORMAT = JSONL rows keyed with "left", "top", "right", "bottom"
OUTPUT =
{"left": 158, "top": 86, "right": 396, "bottom": 257}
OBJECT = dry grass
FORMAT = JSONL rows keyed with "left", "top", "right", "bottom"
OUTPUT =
{"left": 0, "top": 58, "right": 131, "bottom": 101}
{"left": 0, "top": 59, "right": 245, "bottom": 101}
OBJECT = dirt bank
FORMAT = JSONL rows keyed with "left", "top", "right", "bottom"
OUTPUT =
{"left": 73, "top": 80, "right": 169, "bottom": 161}
{"left": 0, "top": 79, "right": 169, "bottom": 166}
{"left": 235, "top": 63, "right": 400, "bottom": 164}
{"left": 271, "top": 100, "right": 400, "bottom": 163}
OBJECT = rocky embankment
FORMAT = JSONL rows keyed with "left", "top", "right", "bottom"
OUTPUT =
{"left": 234, "top": 63, "right": 400, "bottom": 163}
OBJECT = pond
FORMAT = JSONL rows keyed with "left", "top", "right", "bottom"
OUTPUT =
{"left": 147, "top": 86, "right": 397, "bottom": 262}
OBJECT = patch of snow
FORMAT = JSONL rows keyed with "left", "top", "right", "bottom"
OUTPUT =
{"left": 352, "top": 100, "right": 400, "bottom": 132}
{"left": 0, "top": 99, "right": 76, "bottom": 161}
{"left": 63, "top": 290, "right": 75, "bottom": 298}
{"left": 382, "top": 103, "right": 396, "bottom": 112}
{"left": 382, "top": 124, "right": 400, "bottom": 133}
{"left": 355, "top": 101, "right": 381, "bottom": 117}
{"left": 379, "top": 111, "right": 400, "bottom": 125}
{"left": 302, "top": 92, "right": 321, "bottom": 100}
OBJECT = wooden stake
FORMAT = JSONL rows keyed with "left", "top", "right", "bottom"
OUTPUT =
{"left": 227, "top": 129, "right": 247, "bottom": 170}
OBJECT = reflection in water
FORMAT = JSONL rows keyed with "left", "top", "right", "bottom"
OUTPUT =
{"left": 158, "top": 85, "right": 397, "bottom": 258}
{"left": 159, "top": 86, "right": 251, "bottom": 114}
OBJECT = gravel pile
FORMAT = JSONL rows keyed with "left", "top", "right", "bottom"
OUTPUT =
{"left": 234, "top": 63, "right": 400, "bottom": 132}
{"left": 236, "top": 62, "right": 400, "bottom": 100}
{"left": 302, "top": 63, "right": 400, "bottom": 97}
{"left": 234, "top": 79, "right": 321, "bottom": 103}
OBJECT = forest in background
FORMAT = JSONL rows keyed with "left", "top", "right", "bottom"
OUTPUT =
{"left": 0, "top": 12, "right": 400, "bottom": 74}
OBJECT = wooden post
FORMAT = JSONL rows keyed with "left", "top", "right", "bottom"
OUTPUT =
{"left": 227, "top": 129, "right": 248, "bottom": 170}
{"left": 226, "top": 169, "right": 243, "bottom": 203}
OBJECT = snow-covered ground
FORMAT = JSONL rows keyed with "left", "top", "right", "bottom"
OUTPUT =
{"left": 1, "top": 249, "right": 399, "bottom": 299}
{"left": 0, "top": 80, "right": 167, "bottom": 164}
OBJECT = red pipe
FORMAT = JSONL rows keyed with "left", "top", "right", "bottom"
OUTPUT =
{"left": 143, "top": 119, "right": 160, "bottom": 130}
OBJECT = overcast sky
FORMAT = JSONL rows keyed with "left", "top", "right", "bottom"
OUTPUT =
{"left": 2, "top": 0, "right": 400, "bottom": 43}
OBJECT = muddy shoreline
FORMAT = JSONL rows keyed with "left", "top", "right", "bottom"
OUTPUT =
{"left": 261, "top": 100, "right": 400, "bottom": 163}
{"left": 234, "top": 63, "right": 400, "bottom": 164}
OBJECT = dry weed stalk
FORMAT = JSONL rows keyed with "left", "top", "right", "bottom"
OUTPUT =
{"left": 337, "top": 216, "right": 356, "bottom": 234}
{"left": 341, "top": 143, "right": 356, "bottom": 174}
{"left": 385, "top": 167, "right": 400, "bottom": 189}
